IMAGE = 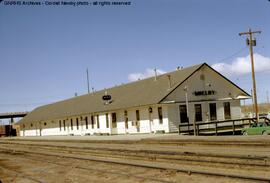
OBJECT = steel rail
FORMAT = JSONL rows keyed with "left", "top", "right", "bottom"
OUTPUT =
{"left": 2, "top": 150, "right": 177, "bottom": 183}
{"left": 1, "top": 141, "right": 269, "bottom": 163}
{"left": 2, "top": 138, "right": 270, "bottom": 147}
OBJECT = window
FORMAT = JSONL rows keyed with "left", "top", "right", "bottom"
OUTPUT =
{"left": 158, "top": 107, "right": 163, "bottom": 124}
{"left": 106, "top": 113, "right": 109, "bottom": 128}
{"left": 209, "top": 103, "right": 217, "bottom": 121}
{"left": 63, "top": 120, "right": 66, "bottom": 131}
{"left": 112, "top": 113, "right": 117, "bottom": 128}
{"left": 70, "top": 119, "right": 73, "bottom": 130}
{"left": 59, "top": 120, "right": 61, "bottom": 131}
{"left": 85, "top": 117, "right": 88, "bottom": 129}
{"left": 194, "top": 104, "right": 202, "bottom": 122}
{"left": 223, "top": 102, "right": 231, "bottom": 119}
{"left": 76, "top": 118, "right": 79, "bottom": 130}
{"left": 96, "top": 115, "right": 100, "bottom": 129}
{"left": 179, "top": 105, "right": 189, "bottom": 123}
{"left": 31, "top": 123, "right": 33, "bottom": 127}
{"left": 91, "top": 115, "right": 94, "bottom": 129}
{"left": 44, "top": 122, "right": 47, "bottom": 126}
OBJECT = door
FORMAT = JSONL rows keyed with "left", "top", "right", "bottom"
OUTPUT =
{"left": 111, "top": 113, "right": 118, "bottom": 134}
{"left": 136, "top": 110, "right": 140, "bottom": 132}
{"left": 148, "top": 107, "right": 154, "bottom": 133}
{"left": 124, "top": 111, "right": 129, "bottom": 133}
{"left": 179, "top": 105, "right": 189, "bottom": 123}
{"left": 223, "top": 102, "right": 231, "bottom": 120}
{"left": 39, "top": 122, "right": 42, "bottom": 136}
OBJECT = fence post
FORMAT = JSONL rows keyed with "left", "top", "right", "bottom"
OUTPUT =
{"left": 233, "top": 120, "right": 235, "bottom": 135}
{"left": 215, "top": 122, "right": 217, "bottom": 136}
{"left": 178, "top": 124, "right": 181, "bottom": 135}
{"left": 188, "top": 123, "right": 190, "bottom": 135}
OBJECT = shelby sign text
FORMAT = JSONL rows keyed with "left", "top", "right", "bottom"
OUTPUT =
{"left": 193, "top": 90, "right": 216, "bottom": 96}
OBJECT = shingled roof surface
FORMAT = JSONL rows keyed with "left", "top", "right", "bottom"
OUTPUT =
{"left": 18, "top": 63, "right": 204, "bottom": 124}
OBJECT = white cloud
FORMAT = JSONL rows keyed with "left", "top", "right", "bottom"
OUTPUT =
{"left": 212, "top": 53, "right": 270, "bottom": 77}
{"left": 128, "top": 68, "right": 166, "bottom": 81}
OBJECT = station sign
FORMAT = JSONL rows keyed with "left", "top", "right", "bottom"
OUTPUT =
{"left": 193, "top": 90, "right": 216, "bottom": 96}
{"left": 102, "top": 95, "right": 112, "bottom": 101}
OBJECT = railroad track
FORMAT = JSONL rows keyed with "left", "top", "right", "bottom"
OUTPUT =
{"left": 0, "top": 164, "right": 44, "bottom": 183}
{"left": 0, "top": 140, "right": 270, "bottom": 182}
{"left": 1, "top": 141, "right": 270, "bottom": 168}
{"left": 0, "top": 150, "right": 176, "bottom": 183}
{"left": 2, "top": 138, "right": 270, "bottom": 147}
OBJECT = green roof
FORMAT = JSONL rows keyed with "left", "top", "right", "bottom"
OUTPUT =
{"left": 18, "top": 63, "right": 206, "bottom": 124}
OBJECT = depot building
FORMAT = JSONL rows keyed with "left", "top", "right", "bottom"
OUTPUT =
{"left": 18, "top": 63, "right": 250, "bottom": 136}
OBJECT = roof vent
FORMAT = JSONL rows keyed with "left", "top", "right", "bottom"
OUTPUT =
{"left": 167, "top": 75, "right": 172, "bottom": 89}
{"left": 154, "top": 68, "right": 157, "bottom": 81}
{"left": 200, "top": 74, "right": 205, "bottom": 81}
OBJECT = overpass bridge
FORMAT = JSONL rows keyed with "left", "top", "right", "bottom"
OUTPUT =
{"left": 0, "top": 112, "right": 28, "bottom": 123}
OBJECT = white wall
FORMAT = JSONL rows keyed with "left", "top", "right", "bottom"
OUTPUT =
{"left": 167, "top": 100, "right": 242, "bottom": 132}
{"left": 20, "top": 100, "right": 242, "bottom": 137}
{"left": 20, "top": 105, "right": 170, "bottom": 136}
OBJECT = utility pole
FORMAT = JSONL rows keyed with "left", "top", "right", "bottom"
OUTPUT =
{"left": 184, "top": 86, "right": 195, "bottom": 136}
{"left": 86, "top": 68, "right": 90, "bottom": 94}
{"left": 267, "top": 90, "right": 269, "bottom": 104}
{"left": 239, "top": 29, "right": 261, "bottom": 122}
{"left": 251, "top": 89, "right": 255, "bottom": 117}
{"left": 243, "top": 99, "right": 246, "bottom": 114}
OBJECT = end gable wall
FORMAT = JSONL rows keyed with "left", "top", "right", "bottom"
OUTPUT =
{"left": 162, "top": 65, "right": 248, "bottom": 103}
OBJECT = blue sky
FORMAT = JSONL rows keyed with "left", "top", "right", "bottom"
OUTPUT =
{"left": 0, "top": 0, "right": 270, "bottom": 113}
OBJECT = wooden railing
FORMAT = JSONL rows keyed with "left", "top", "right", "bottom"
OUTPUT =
{"left": 178, "top": 117, "right": 270, "bottom": 136}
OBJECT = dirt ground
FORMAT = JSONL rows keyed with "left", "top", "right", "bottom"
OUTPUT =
{"left": 0, "top": 134, "right": 270, "bottom": 183}
{"left": 0, "top": 151, "right": 254, "bottom": 183}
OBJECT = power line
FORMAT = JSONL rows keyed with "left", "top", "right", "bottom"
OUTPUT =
{"left": 0, "top": 102, "right": 50, "bottom": 107}
{"left": 86, "top": 68, "right": 90, "bottom": 94}
{"left": 216, "top": 46, "right": 248, "bottom": 63}
{"left": 267, "top": 90, "right": 269, "bottom": 104}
